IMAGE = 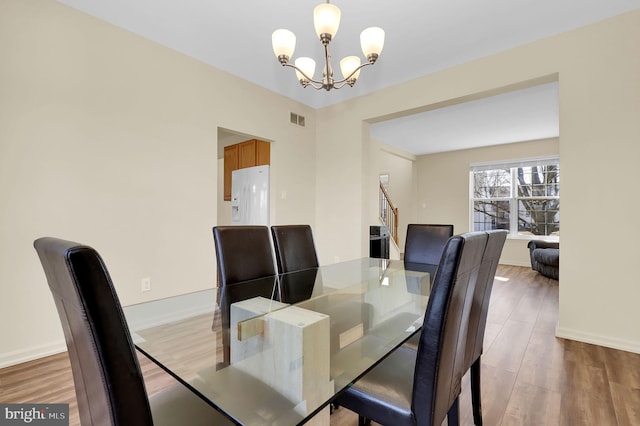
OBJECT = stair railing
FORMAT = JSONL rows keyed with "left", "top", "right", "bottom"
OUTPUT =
{"left": 379, "top": 183, "right": 399, "bottom": 246}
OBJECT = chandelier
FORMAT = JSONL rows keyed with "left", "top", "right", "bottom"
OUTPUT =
{"left": 271, "top": 1, "right": 385, "bottom": 91}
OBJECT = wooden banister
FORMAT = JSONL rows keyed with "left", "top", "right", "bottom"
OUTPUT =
{"left": 379, "top": 183, "right": 399, "bottom": 246}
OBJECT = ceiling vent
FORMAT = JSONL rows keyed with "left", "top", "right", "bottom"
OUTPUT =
{"left": 290, "top": 112, "right": 305, "bottom": 127}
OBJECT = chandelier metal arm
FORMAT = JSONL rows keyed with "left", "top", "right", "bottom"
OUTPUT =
{"left": 281, "top": 62, "right": 325, "bottom": 89}
{"left": 280, "top": 47, "right": 376, "bottom": 91}
{"left": 336, "top": 61, "right": 374, "bottom": 86}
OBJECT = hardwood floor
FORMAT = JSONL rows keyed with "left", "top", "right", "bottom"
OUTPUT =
{"left": 1, "top": 265, "right": 639, "bottom": 425}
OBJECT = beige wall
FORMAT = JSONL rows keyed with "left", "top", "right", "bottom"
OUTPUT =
{"left": 416, "top": 138, "right": 559, "bottom": 266}
{"left": 314, "top": 111, "right": 367, "bottom": 264}
{"left": 315, "top": 11, "right": 640, "bottom": 353}
{"left": 0, "top": 0, "right": 316, "bottom": 366}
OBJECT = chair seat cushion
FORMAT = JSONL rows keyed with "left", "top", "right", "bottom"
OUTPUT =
{"left": 335, "top": 346, "right": 417, "bottom": 426}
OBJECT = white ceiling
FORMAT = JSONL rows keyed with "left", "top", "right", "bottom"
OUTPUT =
{"left": 371, "top": 81, "right": 560, "bottom": 155}
{"left": 56, "top": 0, "right": 638, "bottom": 154}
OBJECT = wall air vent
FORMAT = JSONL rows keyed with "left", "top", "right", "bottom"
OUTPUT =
{"left": 290, "top": 112, "right": 306, "bottom": 127}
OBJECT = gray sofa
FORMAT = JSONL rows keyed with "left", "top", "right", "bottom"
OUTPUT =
{"left": 527, "top": 240, "right": 559, "bottom": 280}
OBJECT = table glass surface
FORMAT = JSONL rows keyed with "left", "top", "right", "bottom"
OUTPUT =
{"left": 123, "top": 258, "right": 431, "bottom": 425}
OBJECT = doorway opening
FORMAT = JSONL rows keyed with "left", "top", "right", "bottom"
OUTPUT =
{"left": 217, "top": 128, "right": 272, "bottom": 226}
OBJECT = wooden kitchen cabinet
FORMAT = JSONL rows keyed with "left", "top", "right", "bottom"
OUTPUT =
{"left": 223, "top": 144, "right": 239, "bottom": 201}
{"left": 224, "top": 139, "right": 270, "bottom": 201}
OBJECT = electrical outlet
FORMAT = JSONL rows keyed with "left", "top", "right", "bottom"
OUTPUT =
{"left": 141, "top": 277, "right": 151, "bottom": 292}
{"left": 334, "top": 256, "right": 340, "bottom": 263}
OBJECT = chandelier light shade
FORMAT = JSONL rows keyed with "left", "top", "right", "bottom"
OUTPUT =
{"left": 313, "top": 3, "right": 341, "bottom": 40}
{"left": 272, "top": 0, "right": 384, "bottom": 91}
{"left": 295, "top": 57, "right": 316, "bottom": 82}
{"left": 272, "top": 29, "right": 296, "bottom": 59}
{"left": 339, "top": 56, "right": 361, "bottom": 81}
{"left": 360, "top": 27, "right": 385, "bottom": 61}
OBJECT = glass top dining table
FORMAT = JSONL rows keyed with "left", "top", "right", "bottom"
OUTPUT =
{"left": 123, "top": 258, "right": 433, "bottom": 425}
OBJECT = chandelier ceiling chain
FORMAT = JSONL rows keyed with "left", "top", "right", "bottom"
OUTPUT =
{"left": 272, "top": 1, "right": 385, "bottom": 91}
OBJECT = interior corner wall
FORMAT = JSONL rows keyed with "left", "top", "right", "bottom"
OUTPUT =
{"left": 313, "top": 108, "right": 364, "bottom": 264}
{"left": 0, "top": 0, "right": 316, "bottom": 367}
{"left": 314, "top": 10, "right": 640, "bottom": 353}
{"left": 415, "top": 138, "right": 559, "bottom": 266}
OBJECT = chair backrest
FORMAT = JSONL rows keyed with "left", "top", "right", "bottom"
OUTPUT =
{"left": 464, "top": 230, "right": 508, "bottom": 369}
{"left": 279, "top": 268, "right": 318, "bottom": 303}
{"left": 404, "top": 224, "right": 454, "bottom": 265}
{"left": 213, "top": 226, "right": 276, "bottom": 287}
{"left": 411, "top": 231, "right": 487, "bottom": 425}
{"left": 33, "top": 237, "right": 153, "bottom": 426}
{"left": 271, "top": 225, "right": 319, "bottom": 273}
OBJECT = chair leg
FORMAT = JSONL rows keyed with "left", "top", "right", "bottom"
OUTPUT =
{"left": 358, "top": 415, "right": 371, "bottom": 426}
{"left": 471, "top": 357, "right": 483, "bottom": 426}
{"left": 447, "top": 397, "right": 459, "bottom": 426}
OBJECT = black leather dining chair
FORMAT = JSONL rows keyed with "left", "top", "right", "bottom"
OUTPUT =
{"left": 213, "top": 225, "right": 276, "bottom": 287}
{"left": 34, "top": 237, "right": 232, "bottom": 426}
{"left": 464, "top": 229, "right": 507, "bottom": 426}
{"left": 279, "top": 267, "right": 318, "bottom": 303}
{"left": 404, "top": 224, "right": 454, "bottom": 265}
{"left": 271, "top": 225, "right": 319, "bottom": 273}
{"left": 212, "top": 225, "right": 277, "bottom": 364}
{"left": 334, "top": 231, "right": 488, "bottom": 426}
{"left": 402, "top": 229, "right": 508, "bottom": 424}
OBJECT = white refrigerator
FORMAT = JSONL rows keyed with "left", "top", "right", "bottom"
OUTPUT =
{"left": 231, "top": 165, "right": 270, "bottom": 225}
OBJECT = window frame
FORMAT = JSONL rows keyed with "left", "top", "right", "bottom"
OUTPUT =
{"left": 469, "top": 156, "right": 560, "bottom": 241}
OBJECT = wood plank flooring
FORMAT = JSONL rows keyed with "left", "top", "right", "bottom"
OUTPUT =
{"left": 1, "top": 265, "right": 639, "bottom": 425}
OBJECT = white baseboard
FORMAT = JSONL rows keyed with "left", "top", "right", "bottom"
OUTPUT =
{"left": 0, "top": 341, "right": 67, "bottom": 369}
{"left": 499, "top": 259, "right": 530, "bottom": 267}
{"left": 556, "top": 325, "right": 640, "bottom": 354}
{"left": 124, "top": 289, "right": 215, "bottom": 332}
{"left": 1, "top": 290, "right": 216, "bottom": 369}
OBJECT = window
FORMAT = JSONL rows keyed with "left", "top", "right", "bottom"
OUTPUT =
{"left": 471, "top": 157, "right": 559, "bottom": 238}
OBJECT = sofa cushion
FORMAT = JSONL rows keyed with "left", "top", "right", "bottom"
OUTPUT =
{"left": 533, "top": 248, "right": 559, "bottom": 267}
